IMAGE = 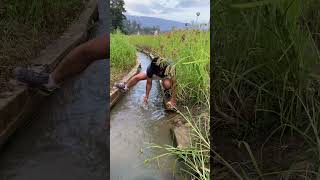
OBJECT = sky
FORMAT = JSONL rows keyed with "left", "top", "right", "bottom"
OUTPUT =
{"left": 123, "top": 0, "right": 210, "bottom": 23}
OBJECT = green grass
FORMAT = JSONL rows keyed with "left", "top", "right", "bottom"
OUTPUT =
{"left": 145, "top": 106, "right": 210, "bottom": 180}
{"left": 110, "top": 30, "right": 136, "bottom": 85}
{"left": 213, "top": 0, "right": 320, "bottom": 179}
{"left": 127, "top": 30, "right": 210, "bottom": 105}
{"left": 123, "top": 30, "right": 210, "bottom": 179}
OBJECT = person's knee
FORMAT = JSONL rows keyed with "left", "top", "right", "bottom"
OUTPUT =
{"left": 133, "top": 73, "right": 146, "bottom": 81}
{"left": 77, "top": 43, "right": 94, "bottom": 61}
{"left": 78, "top": 36, "right": 107, "bottom": 61}
{"left": 163, "top": 79, "right": 171, "bottom": 89}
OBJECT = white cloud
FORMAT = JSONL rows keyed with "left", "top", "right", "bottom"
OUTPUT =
{"left": 124, "top": 0, "right": 210, "bottom": 23}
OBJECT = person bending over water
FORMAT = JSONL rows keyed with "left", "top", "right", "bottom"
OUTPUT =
{"left": 114, "top": 56, "right": 177, "bottom": 108}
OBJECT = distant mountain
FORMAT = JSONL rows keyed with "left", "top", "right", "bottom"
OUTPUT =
{"left": 125, "top": 15, "right": 187, "bottom": 32}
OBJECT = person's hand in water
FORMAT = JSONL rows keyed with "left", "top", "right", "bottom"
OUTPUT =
{"left": 143, "top": 95, "right": 149, "bottom": 104}
{"left": 169, "top": 99, "right": 177, "bottom": 107}
{"left": 167, "top": 98, "right": 177, "bottom": 110}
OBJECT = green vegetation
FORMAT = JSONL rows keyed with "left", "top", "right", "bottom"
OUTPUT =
{"left": 126, "top": 30, "right": 210, "bottom": 179}
{"left": 146, "top": 105, "right": 210, "bottom": 179}
{"left": 110, "top": 30, "right": 136, "bottom": 86}
{"left": 111, "top": 29, "right": 210, "bottom": 178}
{"left": 0, "top": 0, "right": 85, "bottom": 92}
{"left": 110, "top": 0, "right": 126, "bottom": 32}
{"left": 213, "top": 0, "right": 320, "bottom": 179}
{"left": 128, "top": 30, "right": 210, "bottom": 105}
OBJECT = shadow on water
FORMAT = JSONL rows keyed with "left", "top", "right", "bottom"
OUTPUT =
{"left": 0, "top": 0, "right": 109, "bottom": 179}
{"left": 110, "top": 52, "right": 186, "bottom": 180}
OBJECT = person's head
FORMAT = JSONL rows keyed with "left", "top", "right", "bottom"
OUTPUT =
{"left": 162, "top": 78, "right": 172, "bottom": 90}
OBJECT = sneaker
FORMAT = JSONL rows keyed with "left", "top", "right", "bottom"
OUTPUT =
{"left": 113, "top": 82, "right": 128, "bottom": 92}
{"left": 136, "top": 63, "right": 142, "bottom": 73}
{"left": 13, "top": 67, "right": 57, "bottom": 95}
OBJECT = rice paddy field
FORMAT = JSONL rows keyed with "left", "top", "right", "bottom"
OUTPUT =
{"left": 110, "top": 29, "right": 210, "bottom": 179}
{"left": 110, "top": 30, "right": 136, "bottom": 88}
{"left": 128, "top": 30, "right": 210, "bottom": 105}
{"left": 0, "top": 0, "right": 85, "bottom": 93}
{"left": 213, "top": 0, "right": 320, "bottom": 179}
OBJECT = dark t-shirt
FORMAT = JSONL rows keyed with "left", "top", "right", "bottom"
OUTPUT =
{"left": 146, "top": 58, "right": 173, "bottom": 78}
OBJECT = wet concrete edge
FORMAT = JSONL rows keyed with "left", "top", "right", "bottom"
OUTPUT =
{"left": 0, "top": 0, "right": 99, "bottom": 149}
{"left": 110, "top": 52, "right": 140, "bottom": 109}
{"left": 133, "top": 48, "right": 192, "bottom": 149}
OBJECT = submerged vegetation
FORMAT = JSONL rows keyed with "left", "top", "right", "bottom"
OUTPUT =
{"left": 213, "top": 0, "right": 320, "bottom": 179}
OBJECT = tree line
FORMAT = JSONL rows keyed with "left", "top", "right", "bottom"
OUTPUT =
{"left": 111, "top": 0, "right": 160, "bottom": 35}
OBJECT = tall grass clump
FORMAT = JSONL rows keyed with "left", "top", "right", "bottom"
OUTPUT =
{"left": 110, "top": 30, "right": 136, "bottom": 84}
{"left": 146, "top": 100, "right": 210, "bottom": 179}
{"left": 128, "top": 30, "right": 210, "bottom": 105}
{"left": 1, "top": 0, "right": 84, "bottom": 31}
{"left": 214, "top": 0, "right": 320, "bottom": 132}
{"left": 213, "top": 0, "right": 320, "bottom": 178}
{"left": 127, "top": 30, "right": 210, "bottom": 178}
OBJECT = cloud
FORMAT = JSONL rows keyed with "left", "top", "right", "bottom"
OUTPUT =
{"left": 124, "top": 0, "right": 209, "bottom": 22}
{"left": 125, "top": 0, "right": 182, "bottom": 15}
{"left": 175, "top": 0, "right": 209, "bottom": 8}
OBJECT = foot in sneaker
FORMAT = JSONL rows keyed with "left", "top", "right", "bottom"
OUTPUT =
{"left": 13, "top": 67, "right": 58, "bottom": 94}
{"left": 113, "top": 82, "right": 128, "bottom": 91}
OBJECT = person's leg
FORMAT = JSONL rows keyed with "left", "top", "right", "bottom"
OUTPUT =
{"left": 114, "top": 72, "right": 147, "bottom": 90}
{"left": 126, "top": 72, "right": 147, "bottom": 88}
{"left": 13, "top": 33, "right": 109, "bottom": 91}
{"left": 52, "top": 33, "right": 109, "bottom": 84}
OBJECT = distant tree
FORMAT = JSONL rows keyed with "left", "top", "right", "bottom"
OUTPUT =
{"left": 111, "top": 0, "right": 126, "bottom": 32}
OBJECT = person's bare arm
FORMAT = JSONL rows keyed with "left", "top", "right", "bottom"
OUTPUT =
{"left": 170, "top": 77, "right": 177, "bottom": 105}
{"left": 144, "top": 78, "right": 152, "bottom": 103}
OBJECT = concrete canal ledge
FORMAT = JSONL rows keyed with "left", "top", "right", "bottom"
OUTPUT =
{"left": 110, "top": 52, "right": 140, "bottom": 108}
{"left": 0, "top": 0, "right": 99, "bottom": 149}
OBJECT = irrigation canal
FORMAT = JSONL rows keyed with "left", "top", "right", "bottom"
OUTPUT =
{"left": 110, "top": 52, "right": 186, "bottom": 180}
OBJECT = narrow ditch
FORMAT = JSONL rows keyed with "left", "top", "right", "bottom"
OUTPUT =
{"left": 110, "top": 52, "right": 186, "bottom": 179}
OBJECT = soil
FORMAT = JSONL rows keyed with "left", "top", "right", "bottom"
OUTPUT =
{"left": 213, "top": 127, "right": 315, "bottom": 179}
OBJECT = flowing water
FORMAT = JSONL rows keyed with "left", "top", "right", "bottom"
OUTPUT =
{"left": 0, "top": 0, "right": 109, "bottom": 179}
{"left": 110, "top": 52, "right": 186, "bottom": 180}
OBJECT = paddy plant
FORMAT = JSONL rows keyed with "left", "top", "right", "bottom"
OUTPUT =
{"left": 110, "top": 30, "right": 136, "bottom": 84}
{"left": 213, "top": 0, "right": 320, "bottom": 178}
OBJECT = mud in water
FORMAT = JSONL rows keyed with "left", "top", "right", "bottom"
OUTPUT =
{"left": 0, "top": 0, "right": 109, "bottom": 179}
{"left": 110, "top": 52, "right": 187, "bottom": 179}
